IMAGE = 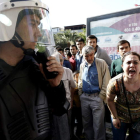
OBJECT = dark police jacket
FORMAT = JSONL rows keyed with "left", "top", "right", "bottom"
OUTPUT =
{"left": 0, "top": 55, "right": 66, "bottom": 140}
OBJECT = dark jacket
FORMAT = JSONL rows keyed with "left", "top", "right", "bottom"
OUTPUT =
{"left": 0, "top": 55, "right": 66, "bottom": 140}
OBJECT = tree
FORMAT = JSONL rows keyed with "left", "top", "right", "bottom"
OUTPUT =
{"left": 77, "top": 28, "right": 86, "bottom": 43}
{"left": 54, "top": 32, "right": 69, "bottom": 48}
{"left": 54, "top": 29, "right": 86, "bottom": 49}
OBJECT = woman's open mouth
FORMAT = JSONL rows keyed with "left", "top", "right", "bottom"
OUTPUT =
{"left": 129, "top": 69, "right": 136, "bottom": 76}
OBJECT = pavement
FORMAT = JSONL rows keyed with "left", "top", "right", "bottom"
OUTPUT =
{"left": 72, "top": 122, "right": 113, "bottom": 140}
{"left": 106, "top": 122, "right": 113, "bottom": 140}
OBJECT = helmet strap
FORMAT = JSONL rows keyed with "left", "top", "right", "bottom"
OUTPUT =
{"left": 10, "top": 32, "right": 35, "bottom": 56}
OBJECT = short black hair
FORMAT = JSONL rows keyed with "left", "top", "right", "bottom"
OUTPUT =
{"left": 57, "top": 48, "right": 63, "bottom": 52}
{"left": 86, "top": 35, "right": 97, "bottom": 43}
{"left": 73, "top": 70, "right": 80, "bottom": 76}
{"left": 56, "top": 46, "right": 63, "bottom": 51}
{"left": 64, "top": 50, "right": 72, "bottom": 57}
{"left": 64, "top": 47, "right": 70, "bottom": 51}
{"left": 117, "top": 40, "right": 130, "bottom": 50}
{"left": 75, "top": 38, "right": 85, "bottom": 43}
{"left": 56, "top": 45, "right": 61, "bottom": 49}
{"left": 16, "top": 9, "right": 42, "bottom": 27}
{"left": 70, "top": 45, "right": 77, "bottom": 50}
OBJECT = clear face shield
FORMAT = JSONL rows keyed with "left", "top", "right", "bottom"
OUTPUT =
{"left": 15, "top": 8, "right": 54, "bottom": 46}
{"left": 0, "top": 3, "right": 55, "bottom": 47}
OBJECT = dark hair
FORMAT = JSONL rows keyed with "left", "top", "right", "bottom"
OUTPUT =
{"left": 65, "top": 50, "right": 72, "bottom": 57}
{"left": 70, "top": 45, "right": 77, "bottom": 50}
{"left": 64, "top": 47, "right": 70, "bottom": 51}
{"left": 86, "top": 35, "right": 97, "bottom": 43}
{"left": 122, "top": 52, "right": 140, "bottom": 63}
{"left": 73, "top": 70, "right": 80, "bottom": 76}
{"left": 57, "top": 48, "right": 63, "bottom": 52}
{"left": 75, "top": 38, "right": 85, "bottom": 43}
{"left": 56, "top": 45, "right": 62, "bottom": 49}
{"left": 117, "top": 40, "right": 130, "bottom": 50}
{"left": 16, "top": 9, "right": 42, "bottom": 27}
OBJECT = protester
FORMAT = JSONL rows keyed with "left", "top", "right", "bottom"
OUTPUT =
{"left": 64, "top": 47, "right": 70, "bottom": 52}
{"left": 69, "top": 45, "right": 77, "bottom": 72}
{"left": 78, "top": 46, "right": 110, "bottom": 140}
{"left": 64, "top": 50, "right": 72, "bottom": 60}
{"left": 70, "top": 45, "right": 78, "bottom": 57}
{"left": 0, "top": 0, "right": 67, "bottom": 140}
{"left": 86, "top": 35, "right": 112, "bottom": 70}
{"left": 59, "top": 54, "right": 76, "bottom": 140}
{"left": 72, "top": 71, "right": 84, "bottom": 140}
{"left": 111, "top": 40, "right": 131, "bottom": 78}
{"left": 57, "top": 47, "right": 72, "bottom": 70}
{"left": 107, "top": 52, "right": 140, "bottom": 140}
{"left": 75, "top": 38, "right": 85, "bottom": 70}
{"left": 108, "top": 40, "right": 131, "bottom": 124}
{"left": 56, "top": 47, "right": 65, "bottom": 56}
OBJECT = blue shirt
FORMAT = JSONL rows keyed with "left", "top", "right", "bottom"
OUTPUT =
{"left": 82, "top": 58, "right": 100, "bottom": 94}
{"left": 63, "top": 59, "right": 72, "bottom": 70}
{"left": 75, "top": 52, "right": 84, "bottom": 71}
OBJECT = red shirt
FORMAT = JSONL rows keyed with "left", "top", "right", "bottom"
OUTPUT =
{"left": 69, "top": 56, "right": 76, "bottom": 72}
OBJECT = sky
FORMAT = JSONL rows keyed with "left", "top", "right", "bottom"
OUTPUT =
{"left": 43, "top": 0, "right": 140, "bottom": 28}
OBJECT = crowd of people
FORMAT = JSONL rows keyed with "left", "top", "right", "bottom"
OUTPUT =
{"left": 55, "top": 36, "right": 140, "bottom": 140}
{"left": 0, "top": 1, "right": 140, "bottom": 140}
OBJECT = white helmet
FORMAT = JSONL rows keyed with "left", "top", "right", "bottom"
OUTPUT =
{"left": 0, "top": 0, "right": 55, "bottom": 47}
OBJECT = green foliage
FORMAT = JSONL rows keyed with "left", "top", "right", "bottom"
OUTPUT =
{"left": 77, "top": 28, "right": 86, "bottom": 43}
{"left": 54, "top": 29, "right": 86, "bottom": 49}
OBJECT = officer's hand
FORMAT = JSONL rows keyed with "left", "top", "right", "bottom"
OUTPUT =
{"left": 39, "top": 56, "right": 64, "bottom": 87}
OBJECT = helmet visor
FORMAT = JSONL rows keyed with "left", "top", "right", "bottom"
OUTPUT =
{"left": 15, "top": 8, "right": 54, "bottom": 45}
{"left": 0, "top": 7, "right": 55, "bottom": 46}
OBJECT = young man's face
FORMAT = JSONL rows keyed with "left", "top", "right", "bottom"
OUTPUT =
{"left": 84, "top": 50, "right": 95, "bottom": 64}
{"left": 74, "top": 73, "right": 79, "bottom": 83}
{"left": 58, "top": 50, "right": 64, "bottom": 56}
{"left": 70, "top": 46, "right": 77, "bottom": 56}
{"left": 76, "top": 41, "right": 85, "bottom": 52}
{"left": 118, "top": 43, "right": 131, "bottom": 57}
{"left": 16, "top": 14, "right": 42, "bottom": 50}
{"left": 64, "top": 51, "right": 70, "bottom": 59}
{"left": 87, "top": 38, "right": 97, "bottom": 49}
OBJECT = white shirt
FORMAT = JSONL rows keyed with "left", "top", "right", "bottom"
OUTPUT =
{"left": 62, "top": 67, "right": 76, "bottom": 105}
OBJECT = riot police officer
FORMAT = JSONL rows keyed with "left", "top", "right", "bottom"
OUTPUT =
{"left": 0, "top": 0, "right": 67, "bottom": 139}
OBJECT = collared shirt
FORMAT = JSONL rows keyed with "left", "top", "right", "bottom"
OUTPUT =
{"left": 69, "top": 56, "right": 76, "bottom": 72}
{"left": 75, "top": 51, "right": 84, "bottom": 71}
{"left": 82, "top": 58, "right": 100, "bottom": 94}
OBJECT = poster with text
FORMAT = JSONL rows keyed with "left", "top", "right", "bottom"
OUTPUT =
{"left": 90, "top": 13, "right": 140, "bottom": 60}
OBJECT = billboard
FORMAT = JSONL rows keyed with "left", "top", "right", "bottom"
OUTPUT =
{"left": 87, "top": 8, "right": 140, "bottom": 60}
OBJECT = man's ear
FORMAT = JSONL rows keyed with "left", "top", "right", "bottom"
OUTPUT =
{"left": 121, "top": 64, "right": 123, "bottom": 68}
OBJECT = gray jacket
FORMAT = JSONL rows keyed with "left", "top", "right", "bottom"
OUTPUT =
{"left": 95, "top": 46, "right": 112, "bottom": 70}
